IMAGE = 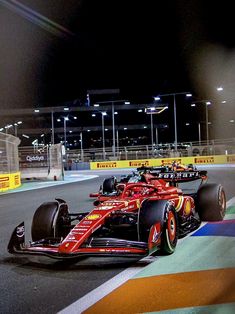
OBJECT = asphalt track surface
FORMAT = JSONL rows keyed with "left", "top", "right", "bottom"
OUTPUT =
{"left": 0, "top": 166, "right": 234, "bottom": 314}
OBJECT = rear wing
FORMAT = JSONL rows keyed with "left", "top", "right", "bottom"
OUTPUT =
{"left": 149, "top": 170, "right": 208, "bottom": 183}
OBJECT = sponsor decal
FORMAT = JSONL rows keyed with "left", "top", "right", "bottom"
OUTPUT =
{"left": 151, "top": 226, "right": 160, "bottom": 243}
{"left": 99, "top": 248, "right": 131, "bottom": 253}
{"left": 73, "top": 228, "right": 88, "bottom": 231}
{"left": 82, "top": 221, "right": 93, "bottom": 225}
{"left": 16, "top": 225, "right": 25, "bottom": 238}
{"left": 0, "top": 176, "right": 9, "bottom": 181}
{"left": 227, "top": 156, "right": 235, "bottom": 163}
{"left": 98, "top": 206, "right": 113, "bottom": 210}
{"left": 194, "top": 156, "right": 214, "bottom": 164}
{"left": 71, "top": 231, "right": 86, "bottom": 235}
{"left": 161, "top": 159, "right": 181, "bottom": 165}
{"left": 86, "top": 214, "right": 102, "bottom": 220}
{"left": 148, "top": 223, "right": 161, "bottom": 251}
{"left": 157, "top": 171, "right": 199, "bottom": 180}
{"left": 184, "top": 199, "right": 191, "bottom": 215}
{"left": 105, "top": 201, "right": 128, "bottom": 206}
{"left": 0, "top": 176, "right": 10, "bottom": 189}
{"left": 26, "top": 155, "right": 45, "bottom": 162}
{"left": 97, "top": 162, "right": 117, "bottom": 168}
{"left": 14, "top": 175, "right": 20, "bottom": 185}
{"left": 129, "top": 160, "right": 150, "bottom": 167}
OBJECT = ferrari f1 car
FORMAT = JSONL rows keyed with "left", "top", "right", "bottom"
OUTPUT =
{"left": 89, "top": 163, "right": 202, "bottom": 204}
{"left": 8, "top": 169, "right": 226, "bottom": 260}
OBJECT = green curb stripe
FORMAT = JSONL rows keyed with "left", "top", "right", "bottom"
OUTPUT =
{"left": 144, "top": 302, "right": 235, "bottom": 314}
{"left": 134, "top": 237, "right": 235, "bottom": 279}
{"left": 227, "top": 206, "right": 235, "bottom": 214}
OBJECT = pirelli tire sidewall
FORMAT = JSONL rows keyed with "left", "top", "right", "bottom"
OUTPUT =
{"left": 196, "top": 183, "right": 226, "bottom": 221}
{"left": 138, "top": 199, "right": 178, "bottom": 254}
{"left": 31, "top": 200, "right": 69, "bottom": 241}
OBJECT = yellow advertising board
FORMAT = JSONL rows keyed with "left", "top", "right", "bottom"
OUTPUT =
{"left": 0, "top": 172, "right": 21, "bottom": 192}
{"left": 90, "top": 154, "right": 235, "bottom": 170}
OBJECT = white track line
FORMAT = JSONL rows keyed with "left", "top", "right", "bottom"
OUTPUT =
{"left": 58, "top": 198, "right": 234, "bottom": 314}
{"left": 227, "top": 197, "right": 235, "bottom": 208}
{"left": 58, "top": 266, "right": 142, "bottom": 314}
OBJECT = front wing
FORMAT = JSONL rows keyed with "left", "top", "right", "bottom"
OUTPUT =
{"left": 8, "top": 222, "right": 149, "bottom": 259}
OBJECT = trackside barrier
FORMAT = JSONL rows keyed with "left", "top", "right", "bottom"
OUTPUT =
{"left": 19, "top": 144, "right": 63, "bottom": 180}
{"left": 90, "top": 154, "right": 235, "bottom": 170}
{"left": 0, "top": 172, "right": 21, "bottom": 192}
{"left": 0, "top": 132, "right": 21, "bottom": 192}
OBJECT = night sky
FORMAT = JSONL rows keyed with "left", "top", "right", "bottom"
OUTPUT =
{"left": 1, "top": 0, "right": 235, "bottom": 144}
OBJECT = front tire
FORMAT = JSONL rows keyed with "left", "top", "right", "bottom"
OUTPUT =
{"left": 196, "top": 183, "right": 226, "bottom": 221}
{"left": 31, "top": 199, "right": 70, "bottom": 241}
{"left": 138, "top": 200, "right": 178, "bottom": 254}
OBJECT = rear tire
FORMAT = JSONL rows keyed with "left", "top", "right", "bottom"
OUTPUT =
{"left": 196, "top": 183, "right": 226, "bottom": 221}
{"left": 138, "top": 200, "right": 178, "bottom": 254}
{"left": 31, "top": 199, "right": 70, "bottom": 241}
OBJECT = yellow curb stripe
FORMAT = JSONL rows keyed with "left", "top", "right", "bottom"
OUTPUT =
{"left": 83, "top": 268, "right": 235, "bottom": 314}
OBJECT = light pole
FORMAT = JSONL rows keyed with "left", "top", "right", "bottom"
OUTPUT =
{"left": 156, "top": 126, "right": 158, "bottom": 146}
{"left": 145, "top": 106, "right": 168, "bottom": 155}
{"left": 51, "top": 111, "right": 54, "bottom": 144}
{"left": 111, "top": 102, "right": 115, "bottom": 158}
{"left": 150, "top": 111, "right": 154, "bottom": 153}
{"left": 14, "top": 121, "right": 22, "bottom": 137}
{"left": 190, "top": 100, "right": 211, "bottom": 145}
{"left": 155, "top": 92, "right": 192, "bottom": 151}
{"left": 205, "top": 102, "right": 210, "bottom": 146}
{"left": 198, "top": 122, "right": 201, "bottom": 145}
{"left": 91, "top": 99, "right": 129, "bottom": 158}
{"left": 101, "top": 112, "right": 107, "bottom": 160}
{"left": 64, "top": 117, "right": 69, "bottom": 152}
{"left": 116, "top": 129, "right": 119, "bottom": 156}
{"left": 80, "top": 132, "right": 84, "bottom": 161}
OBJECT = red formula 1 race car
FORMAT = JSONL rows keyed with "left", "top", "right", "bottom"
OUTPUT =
{"left": 8, "top": 170, "right": 226, "bottom": 260}
{"left": 89, "top": 163, "right": 206, "bottom": 205}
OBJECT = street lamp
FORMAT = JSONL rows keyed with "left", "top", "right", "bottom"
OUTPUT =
{"left": 145, "top": 105, "right": 168, "bottom": 155}
{"left": 14, "top": 121, "right": 22, "bottom": 136}
{"left": 92, "top": 99, "right": 129, "bottom": 158}
{"left": 154, "top": 92, "right": 192, "bottom": 151}
{"left": 190, "top": 100, "right": 211, "bottom": 146}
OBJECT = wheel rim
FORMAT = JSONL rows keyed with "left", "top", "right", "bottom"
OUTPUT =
{"left": 167, "top": 211, "right": 176, "bottom": 242}
{"left": 219, "top": 189, "right": 226, "bottom": 216}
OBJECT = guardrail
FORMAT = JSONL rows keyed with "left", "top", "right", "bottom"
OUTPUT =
{"left": 66, "top": 138, "right": 235, "bottom": 163}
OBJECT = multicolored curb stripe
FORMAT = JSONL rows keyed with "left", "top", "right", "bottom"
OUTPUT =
{"left": 82, "top": 204, "right": 235, "bottom": 314}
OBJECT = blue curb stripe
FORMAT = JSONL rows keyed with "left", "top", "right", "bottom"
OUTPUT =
{"left": 192, "top": 219, "right": 235, "bottom": 237}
